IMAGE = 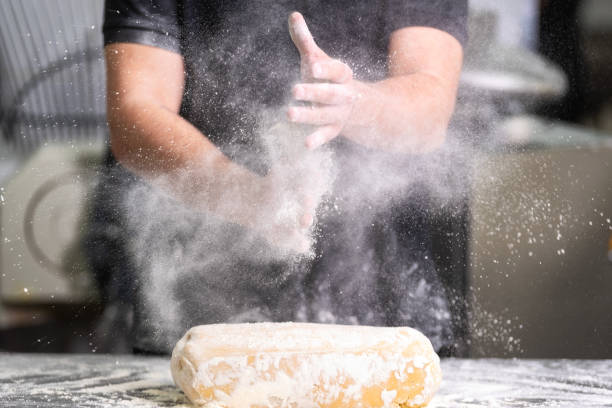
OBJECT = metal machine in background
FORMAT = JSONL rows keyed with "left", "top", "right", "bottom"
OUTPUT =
{"left": 0, "top": 0, "right": 106, "bottom": 335}
{"left": 469, "top": 120, "right": 612, "bottom": 358}
{"left": 461, "top": 3, "right": 612, "bottom": 358}
{"left": 0, "top": 143, "right": 104, "bottom": 305}
{"left": 0, "top": 0, "right": 107, "bottom": 154}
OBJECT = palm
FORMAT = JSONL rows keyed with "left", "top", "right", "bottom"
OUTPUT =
{"left": 286, "top": 12, "right": 357, "bottom": 149}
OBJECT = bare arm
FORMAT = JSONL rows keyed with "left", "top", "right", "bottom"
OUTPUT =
{"left": 105, "top": 43, "right": 311, "bottom": 240}
{"left": 287, "top": 13, "right": 463, "bottom": 153}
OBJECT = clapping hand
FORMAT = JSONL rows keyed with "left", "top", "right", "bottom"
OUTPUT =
{"left": 287, "top": 12, "right": 359, "bottom": 150}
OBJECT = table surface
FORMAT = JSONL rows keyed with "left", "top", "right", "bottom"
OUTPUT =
{"left": 1, "top": 353, "right": 611, "bottom": 407}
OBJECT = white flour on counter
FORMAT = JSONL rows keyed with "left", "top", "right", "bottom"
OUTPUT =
{"left": 3, "top": 354, "right": 612, "bottom": 407}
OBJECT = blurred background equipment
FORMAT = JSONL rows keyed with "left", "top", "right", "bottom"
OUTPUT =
{"left": 462, "top": 0, "right": 612, "bottom": 357}
{"left": 578, "top": 0, "right": 612, "bottom": 132}
{"left": 0, "top": 0, "right": 107, "bottom": 154}
{"left": 469, "top": 132, "right": 612, "bottom": 358}
{"left": 0, "top": 143, "right": 101, "bottom": 304}
{"left": 0, "top": 0, "right": 106, "bottom": 352}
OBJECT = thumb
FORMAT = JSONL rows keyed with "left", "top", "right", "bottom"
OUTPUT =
{"left": 288, "top": 12, "right": 323, "bottom": 58}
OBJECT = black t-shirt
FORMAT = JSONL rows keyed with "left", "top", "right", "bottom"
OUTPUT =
{"left": 98, "top": 0, "right": 468, "bottom": 354}
{"left": 103, "top": 0, "right": 467, "bottom": 173}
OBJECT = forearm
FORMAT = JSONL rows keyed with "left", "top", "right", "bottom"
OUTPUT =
{"left": 108, "top": 101, "right": 260, "bottom": 223}
{"left": 104, "top": 42, "right": 313, "bottom": 250}
{"left": 343, "top": 73, "right": 456, "bottom": 153}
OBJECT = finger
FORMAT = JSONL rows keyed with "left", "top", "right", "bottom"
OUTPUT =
{"left": 300, "top": 212, "right": 314, "bottom": 228}
{"left": 302, "top": 195, "right": 316, "bottom": 212}
{"left": 309, "top": 59, "right": 353, "bottom": 83}
{"left": 293, "top": 83, "right": 356, "bottom": 105}
{"left": 305, "top": 124, "right": 342, "bottom": 150}
{"left": 299, "top": 194, "right": 316, "bottom": 221}
{"left": 287, "top": 105, "right": 343, "bottom": 125}
{"left": 288, "top": 12, "right": 321, "bottom": 58}
{"left": 296, "top": 193, "right": 315, "bottom": 228}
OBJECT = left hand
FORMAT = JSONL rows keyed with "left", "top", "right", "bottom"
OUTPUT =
{"left": 287, "top": 12, "right": 359, "bottom": 149}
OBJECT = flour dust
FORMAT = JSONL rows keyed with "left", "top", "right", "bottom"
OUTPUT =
{"left": 114, "top": 3, "right": 545, "bottom": 356}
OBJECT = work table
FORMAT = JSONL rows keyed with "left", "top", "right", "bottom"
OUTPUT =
{"left": 1, "top": 353, "right": 611, "bottom": 407}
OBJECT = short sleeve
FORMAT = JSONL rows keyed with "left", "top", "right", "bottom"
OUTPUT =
{"left": 384, "top": 0, "right": 468, "bottom": 47}
{"left": 103, "top": 0, "right": 181, "bottom": 54}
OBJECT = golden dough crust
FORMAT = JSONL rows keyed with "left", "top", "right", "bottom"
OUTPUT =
{"left": 171, "top": 322, "right": 441, "bottom": 408}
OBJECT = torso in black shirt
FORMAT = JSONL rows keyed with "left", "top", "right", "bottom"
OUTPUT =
{"left": 97, "top": 0, "right": 468, "bottom": 354}
{"left": 104, "top": 0, "right": 467, "bottom": 172}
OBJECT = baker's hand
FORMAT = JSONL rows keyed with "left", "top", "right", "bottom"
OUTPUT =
{"left": 246, "top": 170, "right": 316, "bottom": 254}
{"left": 287, "top": 12, "right": 358, "bottom": 150}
